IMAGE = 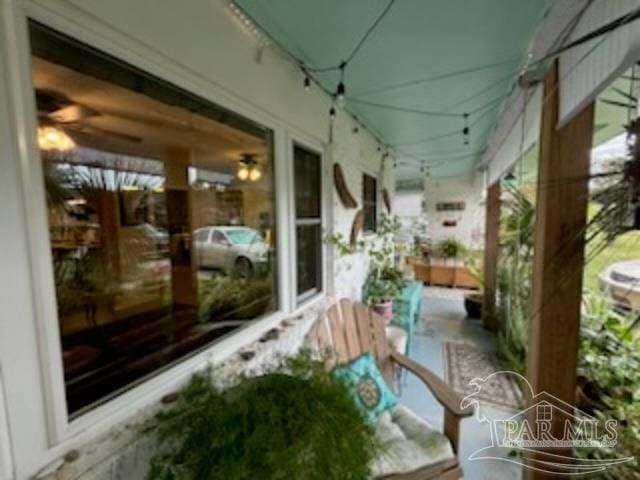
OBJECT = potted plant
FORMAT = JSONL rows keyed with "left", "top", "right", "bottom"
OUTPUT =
{"left": 365, "top": 265, "right": 404, "bottom": 322}
{"left": 435, "top": 237, "right": 466, "bottom": 264}
{"left": 463, "top": 251, "right": 484, "bottom": 319}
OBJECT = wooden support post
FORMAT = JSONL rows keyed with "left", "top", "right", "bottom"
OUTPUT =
{"left": 524, "top": 62, "right": 594, "bottom": 479}
{"left": 482, "top": 181, "right": 500, "bottom": 331}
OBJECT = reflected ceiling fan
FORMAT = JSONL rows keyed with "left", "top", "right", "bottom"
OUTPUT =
{"left": 36, "top": 89, "right": 142, "bottom": 143}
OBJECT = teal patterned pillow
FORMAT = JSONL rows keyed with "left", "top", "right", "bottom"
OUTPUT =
{"left": 332, "top": 352, "right": 397, "bottom": 424}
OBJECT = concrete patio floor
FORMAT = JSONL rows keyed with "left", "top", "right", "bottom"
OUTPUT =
{"left": 397, "top": 287, "right": 522, "bottom": 480}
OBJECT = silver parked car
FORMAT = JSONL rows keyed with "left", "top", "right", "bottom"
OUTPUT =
{"left": 194, "top": 226, "right": 269, "bottom": 273}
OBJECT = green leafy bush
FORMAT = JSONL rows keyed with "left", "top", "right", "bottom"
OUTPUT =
{"left": 147, "top": 352, "right": 378, "bottom": 480}
{"left": 574, "top": 292, "right": 640, "bottom": 479}
{"left": 434, "top": 237, "right": 467, "bottom": 260}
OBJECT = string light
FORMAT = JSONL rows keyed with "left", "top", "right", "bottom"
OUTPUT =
{"left": 304, "top": 75, "right": 311, "bottom": 91}
{"left": 462, "top": 113, "right": 470, "bottom": 145}
{"left": 329, "top": 105, "right": 336, "bottom": 119}
{"left": 336, "top": 61, "right": 347, "bottom": 106}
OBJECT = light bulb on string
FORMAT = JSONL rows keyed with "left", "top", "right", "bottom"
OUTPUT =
{"left": 462, "top": 113, "right": 470, "bottom": 146}
{"left": 329, "top": 105, "right": 336, "bottom": 120}
{"left": 303, "top": 75, "right": 311, "bottom": 91}
{"left": 336, "top": 81, "right": 346, "bottom": 105}
{"left": 336, "top": 61, "right": 347, "bottom": 106}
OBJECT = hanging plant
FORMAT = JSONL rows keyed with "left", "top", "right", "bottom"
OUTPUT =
{"left": 586, "top": 117, "right": 640, "bottom": 259}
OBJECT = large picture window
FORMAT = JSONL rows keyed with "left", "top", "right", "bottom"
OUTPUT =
{"left": 363, "top": 173, "right": 378, "bottom": 233}
{"left": 29, "top": 22, "right": 278, "bottom": 415}
{"left": 293, "top": 145, "right": 322, "bottom": 302}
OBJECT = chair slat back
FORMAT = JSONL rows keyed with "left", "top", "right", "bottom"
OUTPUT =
{"left": 310, "top": 299, "right": 393, "bottom": 384}
{"left": 340, "top": 299, "right": 362, "bottom": 360}
{"left": 326, "top": 303, "right": 349, "bottom": 364}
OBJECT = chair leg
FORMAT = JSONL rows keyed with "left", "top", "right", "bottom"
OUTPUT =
{"left": 444, "top": 410, "right": 461, "bottom": 454}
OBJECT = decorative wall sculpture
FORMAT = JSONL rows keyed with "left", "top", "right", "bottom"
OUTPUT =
{"left": 333, "top": 163, "right": 358, "bottom": 209}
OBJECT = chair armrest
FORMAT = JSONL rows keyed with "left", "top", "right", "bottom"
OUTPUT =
{"left": 390, "top": 350, "right": 473, "bottom": 418}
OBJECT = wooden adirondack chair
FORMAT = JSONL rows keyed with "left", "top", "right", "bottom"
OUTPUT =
{"left": 308, "top": 299, "right": 473, "bottom": 480}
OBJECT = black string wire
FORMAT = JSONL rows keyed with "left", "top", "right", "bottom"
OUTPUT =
{"left": 346, "top": 97, "right": 462, "bottom": 117}
{"left": 390, "top": 100, "right": 501, "bottom": 147}
{"left": 351, "top": 57, "right": 520, "bottom": 97}
{"left": 344, "top": 0, "right": 397, "bottom": 66}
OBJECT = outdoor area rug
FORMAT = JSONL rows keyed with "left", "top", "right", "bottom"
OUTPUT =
{"left": 443, "top": 341, "right": 522, "bottom": 411}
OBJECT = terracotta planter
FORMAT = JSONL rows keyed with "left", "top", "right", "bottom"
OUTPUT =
{"left": 372, "top": 301, "right": 393, "bottom": 324}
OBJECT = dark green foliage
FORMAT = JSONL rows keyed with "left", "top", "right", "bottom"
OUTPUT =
{"left": 147, "top": 352, "right": 377, "bottom": 480}
{"left": 496, "top": 183, "right": 536, "bottom": 375}
{"left": 434, "top": 237, "right": 467, "bottom": 260}
{"left": 573, "top": 293, "right": 640, "bottom": 479}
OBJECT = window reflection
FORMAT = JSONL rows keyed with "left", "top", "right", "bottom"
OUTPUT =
{"left": 31, "top": 24, "right": 277, "bottom": 415}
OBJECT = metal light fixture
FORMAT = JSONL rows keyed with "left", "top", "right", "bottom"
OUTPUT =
{"left": 237, "top": 153, "right": 261, "bottom": 182}
{"left": 37, "top": 125, "right": 75, "bottom": 151}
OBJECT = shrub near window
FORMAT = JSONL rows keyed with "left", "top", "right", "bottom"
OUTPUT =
{"left": 147, "top": 352, "right": 377, "bottom": 480}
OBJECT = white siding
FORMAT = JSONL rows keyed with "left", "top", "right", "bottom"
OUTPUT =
{"left": 559, "top": 0, "right": 640, "bottom": 125}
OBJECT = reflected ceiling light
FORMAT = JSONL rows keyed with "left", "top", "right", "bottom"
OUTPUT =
{"left": 37, "top": 125, "right": 75, "bottom": 151}
{"left": 237, "top": 164, "right": 250, "bottom": 181}
{"left": 237, "top": 153, "right": 261, "bottom": 182}
{"left": 249, "top": 167, "right": 261, "bottom": 181}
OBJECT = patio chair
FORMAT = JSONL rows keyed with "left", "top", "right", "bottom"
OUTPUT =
{"left": 309, "top": 299, "right": 473, "bottom": 479}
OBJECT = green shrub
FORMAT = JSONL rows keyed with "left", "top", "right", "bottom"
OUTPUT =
{"left": 573, "top": 292, "right": 640, "bottom": 479}
{"left": 147, "top": 352, "right": 378, "bottom": 480}
{"left": 434, "top": 237, "right": 467, "bottom": 260}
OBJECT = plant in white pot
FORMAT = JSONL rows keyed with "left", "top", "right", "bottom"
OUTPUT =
{"left": 363, "top": 215, "right": 405, "bottom": 322}
{"left": 325, "top": 214, "right": 405, "bottom": 321}
{"left": 365, "top": 267, "right": 403, "bottom": 322}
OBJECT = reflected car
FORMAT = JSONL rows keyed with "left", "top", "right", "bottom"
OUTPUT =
{"left": 599, "top": 260, "right": 640, "bottom": 311}
{"left": 194, "top": 226, "right": 269, "bottom": 273}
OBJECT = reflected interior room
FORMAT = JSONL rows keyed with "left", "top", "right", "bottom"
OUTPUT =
{"left": 30, "top": 23, "right": 278, "bottom": 415}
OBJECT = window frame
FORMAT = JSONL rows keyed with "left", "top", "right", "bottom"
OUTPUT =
{"left": 2, "top": 6, "right": 299, "bottom": 446}
{"left": 362, "top": 172, "right": 379, "bottom": 234}
{"left": 292, "top": 142, "right": 324, "bottom": 305}
{"left": 288, "top": 136, "right": 327, "bottom": 309}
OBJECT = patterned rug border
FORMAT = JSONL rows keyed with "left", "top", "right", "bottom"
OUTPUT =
{"left": 443, "top": 341, "right": 522, "bottom": 412}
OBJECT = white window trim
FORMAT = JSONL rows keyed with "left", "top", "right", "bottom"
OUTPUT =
{"left": 0, "top": 0, "right": 326, "bottom": 464}
{"left": 287, "top": 135, "right": 328, "bottom": 309}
